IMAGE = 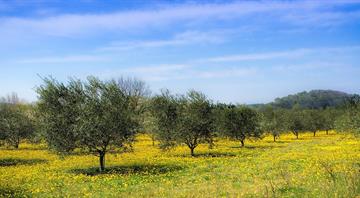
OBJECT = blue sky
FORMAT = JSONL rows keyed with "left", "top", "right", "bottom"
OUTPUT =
{"left": 0, "top": 0, "right": 360, "bottom": 104}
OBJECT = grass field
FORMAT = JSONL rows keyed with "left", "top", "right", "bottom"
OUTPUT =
{"left": 0, "top": 132, "right": 359, "bottom": 197}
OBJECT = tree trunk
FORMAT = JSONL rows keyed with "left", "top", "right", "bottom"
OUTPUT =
{"left": 273, "top": 135, "right": 276, "bottom": 142}
{"left": 151, "top": 135, "right": 155, "bottom": 146}
{"left": 326, "top": 130, "right": 329, "bottom": 135}
{"left": 99, "top": 152, "right": 105, "bottom": 172}
{"left": 11, "top": 137, "right": 20, "bottom": 149}
{"left": 14, "top": 141, "right": 19, "bottom": 149}
{"left": 313, "top": 131, "right": 316, "bottom": 137}
{"left": 295, "top": 132, "right": 299, "bottom": 139}
{"left": 190, "top": 147, "right": 195, "bottom": 156}
{"left": 240, "top": 139, "right": 245, "bottom": 147}
{"left": 208, "top": 138, "right": 214, "bottom": 149}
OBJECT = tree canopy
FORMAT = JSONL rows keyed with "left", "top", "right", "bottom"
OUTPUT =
{"left": 37, "top": 77, "right": 137, "bottom": 171}
{"left": 220, "top": 105, "right": 263, "bottom": 147}
{"left": 0, "top": 93, "right": 34, "bottom": 148}
{"left": 150, "top": 90, "right": 214, "bottom": 156}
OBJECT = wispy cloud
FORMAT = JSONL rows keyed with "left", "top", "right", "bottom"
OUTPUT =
{"left": 101, "top": 64, "right": 257, "bottom": 82}
{"left": 1, "top": 0, "right": 359, "bottom": 37}
{"left": 203, "top": 49, "right": 310, "bottom": 62}
{"left": 99, "top": 64, "right": 190, "bottom": 82}
{"left": 195, "top": 67, "right": 257, "bottom": 79}
{"left": 98, "top": 30, "right": 227, "bottom": 51}
{"left": 121, "top": 64, "right": 189, "bottom": 73}
{"left": 272, "top": 62, "right": 353, "bottom": 72}
{"left": 16, "top": 55, "right": 109, "bottom": 64}
{"left": 97, "top": 45, "right": 360, "bottom": 81}
{"left": 200, "top": 46, "right": 360, "bottom": 62}
{"left": 12, "top": 45, "right": 360, "bottom": 65}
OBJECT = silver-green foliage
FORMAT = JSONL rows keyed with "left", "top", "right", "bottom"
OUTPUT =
{"left": 150, "top": 90, "right": 214, "bottom": 156}
{"left": 0, "top": 102, "right": 34, "bottom": 148}
{"left": 220, "top": 105, "right": 263, "bottom": 147}
{"left": 37, "top": 77, "right": 137, "bottom": 171}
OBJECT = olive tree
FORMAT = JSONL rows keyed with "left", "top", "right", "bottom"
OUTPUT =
{"left": 150, "top": 90, "right": 214, "bottom": 156}
{"left": 0, "top": 98, "right": 34, "bottom": 148}
{"left": 304, "top": 109, "right": 326, "bottom": 137}
{"left": 220, "top": 105, "right": 263, "bottom": 147}
{"left": 117, "top": 77, "right": 151, "bottom": 134}
{"left": 286, "top": 109, "right": 306, "bottom": 139}
{"left": 335, "top": 95, "right": 360, "bottom": 137}
{"left": 149, "top": 89, "right": 179, "bottom": 149}
{"left": 142, "top": 109, "right": 158, "bottom": 146}
{"left": 36, "top": 77, "right": 83, "bottom": 153}
{"left": 176, "top": 90, "right": 214, "bottom": 156}
{"left": 212, "top": 103, "right": 236, "bottom": 146}
{"left": 322, "top": 108, "right": 340, "bottom": 135}
{"left": 37, "top": 77, "right": 137, "bottom": 171}
{"left": 262, "top": 106, "right": 287, "bottom": 142}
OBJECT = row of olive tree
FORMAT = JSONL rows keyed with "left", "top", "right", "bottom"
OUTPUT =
{"left": 148, "top": 90, "right": 264, "bottom": 156}
{"left": 261, "top": 105, "right": 342, "bottom": 141}
{"left": 1, "top": 76, "right": 358, "bottom": 171}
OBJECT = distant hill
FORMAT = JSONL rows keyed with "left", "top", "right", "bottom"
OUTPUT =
{"left": 250, "top": 90, "right": 354, "bottom": 109}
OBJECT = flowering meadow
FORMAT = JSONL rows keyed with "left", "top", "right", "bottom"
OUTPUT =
{"left": 0, "top": 132, "right": 359, "bottom": 197}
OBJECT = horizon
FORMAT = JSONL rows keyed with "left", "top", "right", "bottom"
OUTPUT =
{"left": 1, "top": 0, "right": 360, "bottom": 104}
{"left": 1, "top": 85, "right": 357, "bottom": 105}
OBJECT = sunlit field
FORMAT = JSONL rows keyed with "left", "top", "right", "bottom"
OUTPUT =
{"left": 0, "top": 132, "right": 359, "bottom": 198}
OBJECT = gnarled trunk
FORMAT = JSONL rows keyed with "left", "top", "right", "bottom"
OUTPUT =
{"left": 186, "top": 136, "right": 198, "bottom": 157}
{"left": 240, "top": 139, "right": 245, "bottom": 147}
{"left": 99, "top": 151, "right": 106, "bottom": 172}
{"left": 208, "top": 138, "right": 214, "bottom": 149}
{"left": 10, "top": 137, "right": 20, "bottom": 149}
{"left": 273, "top": 135, "right": 276, "bottom": 142}
{"left": 190, "top": 147, "right": 195, "bottom": 156}
{"left": 313, "top": 131, "right": 316, "bottom": 137}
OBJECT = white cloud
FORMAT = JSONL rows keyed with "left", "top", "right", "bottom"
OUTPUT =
{"left": 195, "top": 67, "right": 257, "bottom": 79}
{"left": 1, "top": 0, "right": 359, "bottom": 37}
{"left": 100, "top": 63, "right": 257, "bottom": 82}
{"left": 200, "top": 46, "right": 360, "bottom": 62}
{"left": 98, "top": 30, "right": 226, "bottom": 51}
{"left": 12, "top": 45, "right": 360, "bottom": 65}
{"left": 99, "top": 64, "right": 190, "bottom": 82}
{"left": 203, "top": 49, "right": 310, "bottom": 62}
{"left": 121, "top": 64, "right": 189, "bottom": 73}
{"left": 16, "top": 55, "right": 109, "bottom": 64}
{"left": 98, "top": 45, "right": 360, "bottom": 81}
{"left": 272, "top": 62, "right": 350, "bottom": 72}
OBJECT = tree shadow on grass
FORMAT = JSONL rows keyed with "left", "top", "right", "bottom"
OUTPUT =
{"left": 0, "top": 158, "right": 48, "bottom": 167}
{"left": 0, "top": 147, "right": 47, "bottom": 151}
{"left": 0, "top": 185, "right": 29, "bottom": 197}
{"left": 264, "top": 140, "right": 292, "bottom": 144}
{"left": 70, "top": 164, "right": 184, "bottom": 176}
{"left": 274, "top": 140, "right": 292, "bottom": 143}
{"left": 230, "top": 144, "right": 283, "bottom": 149}
{"left": 174, "top": 152, "right": 237, "bottom": 158}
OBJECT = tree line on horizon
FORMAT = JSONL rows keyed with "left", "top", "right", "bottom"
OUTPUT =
{"left": 0, "top": 76, "right": 360, "bottom": 171}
